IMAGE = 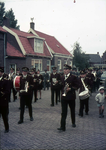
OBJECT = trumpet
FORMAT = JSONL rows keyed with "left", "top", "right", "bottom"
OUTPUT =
{"left": 62, "top": 82, "right": 69, "bottom": 97}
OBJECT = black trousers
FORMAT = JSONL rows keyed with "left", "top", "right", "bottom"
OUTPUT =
{"left": 20, "top": 95, "right": 32, "bottom": 121}
{"left": 0, "top": 106, "right": 9, "bottom": 130}
{"left": 51, "top": 89, "right": 58, "bottom": 106}
{"left": 79, "top": 98, "right": 89, "bottom": 116}
{"left": 60, "top": 99, "right": 75, "bottom": 130}
{"left": 8, "top": 87, "right": 17, "bottom": 102}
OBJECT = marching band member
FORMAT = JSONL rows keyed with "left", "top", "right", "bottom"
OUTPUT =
{"left": 30, "top": 68, "right": 38, "bottom": 102}
{"left": 86, "top": 69, "right": 95, "bottom": 94}
{"left": 43, "top": 69, "right": 49, "bottom": 90}
{"left": 0, "top": 67, "right": 10, "bottom": 133}
{"left": 57, "top": 64, "right": 79, "bottom": 131}
{"left": 16, "top": 67, "right": 22, "bottom": 76}
{"left": 18, "top": 67, "right": 33, "bottom": 124}
{"left": 37, "top": 69, "right": 43, "bottom": 99}
{"left": 50, "top": 67, "right": 61, "bottom": 106}
{"left": 8, "top": 68, "right": 17, "bottom": 102}
{"left": 78, "top": 70, "right": 92, "bottom": 117}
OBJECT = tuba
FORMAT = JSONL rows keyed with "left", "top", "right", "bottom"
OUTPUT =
{"left": 62, "top": 82, "right": 69, "bottom": 97}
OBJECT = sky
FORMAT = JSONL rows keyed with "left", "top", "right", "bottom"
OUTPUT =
{"left": 1, "top": 0, "right": 106, "bottom": 57}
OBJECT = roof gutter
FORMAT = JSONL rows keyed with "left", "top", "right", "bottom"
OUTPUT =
{"left": 45, "top": 41, "right": 53, "bottom": 59}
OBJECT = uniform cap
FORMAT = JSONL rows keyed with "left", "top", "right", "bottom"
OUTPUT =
{"left": 52, "top": 66, "right": 57, "bottom": 70}
{"left": 22, "top": 67, "right": 29, "bottom": 72}
{"left": 64, "top": 64, "right": 71, "bottom": 70}
{"left": 80, "top": 70, "right": 86, "bottom": 75}
{"left": 10, "top": 68, "right": 14, "bottom": 70}
{"left": 30, "top": 68, "right": 35, "bottom": 72}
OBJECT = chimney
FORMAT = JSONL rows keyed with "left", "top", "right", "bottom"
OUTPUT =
{"left": 3, "top": 17, "right": 10, "bottom": 27}
{"left": 97, "top": 52, "right": 99, "bottom": 55}
{"left": 30, "top": 18, "right": 35, "bottom": 30}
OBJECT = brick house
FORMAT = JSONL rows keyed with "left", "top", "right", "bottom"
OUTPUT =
{"left": 0, "top": 18, "right": 72, "bottom": 73}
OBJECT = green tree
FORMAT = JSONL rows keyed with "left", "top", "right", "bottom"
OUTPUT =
{"left": 0, "top": 2, "right": 5, "bottom": 26}
{"left": 5, "top": 8, "right": 20, "bottom": 29}
{"left": 73, "top": 42, "right": 90, "bottom": 70}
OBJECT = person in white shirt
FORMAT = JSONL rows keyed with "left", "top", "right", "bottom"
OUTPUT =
{"left": 95, "top": 87, "right": 106, "bottom": 118}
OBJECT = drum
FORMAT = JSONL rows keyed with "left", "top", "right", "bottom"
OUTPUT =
{"left": 13, "top": 76, "right": 20, "bottom": 91}
{"left": 79, "top": 90, "right": 90, "bottom": 100}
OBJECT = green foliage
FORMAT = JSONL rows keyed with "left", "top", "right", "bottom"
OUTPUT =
{"left": 5, "top": 8, "right": 20, "bottom": 29}
{"left": 73, "top": 42, "right": 90, "bottom": 70}
{"left": 0, "top": 2, "right": 20, "bottom": 29}
{"left": 0, "top": 2, "right": 5, "bottom": 26}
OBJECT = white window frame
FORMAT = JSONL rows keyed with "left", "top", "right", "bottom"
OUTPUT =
{"left": 58, "top": 59, "right": 61, "bottom": 71}
{"left": 47, "top": 60, "right": 51, "bottom": 71}
{"left": 34, "top": 38, "right": 43, "bottom": 53}
{"left": 31, "top": 59, "right": 42, "bottom": 71}
{"left": 9, "top": 64, "right": 16, "bottom": 73}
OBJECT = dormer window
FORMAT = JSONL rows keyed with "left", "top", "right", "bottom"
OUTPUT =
{"left": 34, "top": 38, "right": 43, "bottom": 53}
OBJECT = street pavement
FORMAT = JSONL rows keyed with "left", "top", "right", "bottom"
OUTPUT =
{"left": 0, "top": 89, "right": 106, "bottom": 150}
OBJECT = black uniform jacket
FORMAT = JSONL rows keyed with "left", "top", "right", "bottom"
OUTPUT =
{"left": 50, "top": 73, "right": 61, "bottom": 90}
{"left": 61, "top": 74, "right": 79, "bottom": 101}
{"left": 86, "top": 73, "right": 95, "bottom": 87}
{"left": 19, "top": 75, "right": 33, "bottom": 96}
{"left": 0, "top": 77, "right": 10, "bottom": 107}
{"left": 32, "top": 74, "right": 39, "bottom": 90}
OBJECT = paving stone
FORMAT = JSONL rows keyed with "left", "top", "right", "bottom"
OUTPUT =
{"left": 0, "top": 89, "right": 106, "bottom": 150}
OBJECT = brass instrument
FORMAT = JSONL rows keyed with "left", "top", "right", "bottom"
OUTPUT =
{"left": 52, "top": 78, "right": 57, "bottom": 86}
{"left": 62, "top": 82, "right": 69, "bottom": 97}
{"left": 39, "top": 79, "right": 42, "bottom": 84}
{"left": 8, "top": 72, "right": 15, "bottom": 80}
{"left": 20, "top": 81, "right": 29, "bottom": 93}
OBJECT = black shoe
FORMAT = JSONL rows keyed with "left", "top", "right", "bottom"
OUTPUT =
{"left": 85, "top": 112, "right": 88, "bottom": 115}
{"left": 39, "top": 98, "right": 41, "bottom": 99}
{"left": 36, "top": 98, "right": 38, "bottom": 100}
{"left": 50, "top": 104, "right": 54, "bottom": 107}
{"left": 4, "top": 129, "right": 9, "bottom": 133}
{"left": 18, "top": 120, "right": 23, "bottom": 124}
{"left": 72, "top": 124, "right": 76, "bottom": 127}
{"left": 19, "top": 107, "right": 21, "bottom": 110}
{"left": 30, "top": 117, "right": 33, "bottom": 121}
{"left": 57, "top": 127, "right": 65, "bottom": 131}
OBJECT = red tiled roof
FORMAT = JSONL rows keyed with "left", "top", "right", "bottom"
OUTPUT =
{"left": 34, "top": 30, "right": 72, "bottom": 56}
{"left": 0, "top": 26, "right": 7, "bottom": 32}
{"left": 9, "top": 28, "right": 51, "bottom": 57}
{"left": 6, "top": 42, "right": 24, "bottom": 57}
{"left": 10, "top": 28, "right": 34, "bottom": 37}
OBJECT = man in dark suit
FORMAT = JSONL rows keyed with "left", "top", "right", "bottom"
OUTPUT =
{"left": 50, "top": 67, "right": 61, "bottom": 106}
{"left": 57, "top": 64, "right": 79, "bottom": 131}
{"left": 78, "top": 70, "right": 92, "bottom": 117}
{"left": 18, "top": 67, "right": 34, "bottom": 124}
{"left": 43, "top": 70, "right": 49, "bottom": 90}
{"left": 0, "top": 67, "right": 10, "bottom": 133}
{"left": 30, "top": 68, "right": 38, "bottom": 102}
